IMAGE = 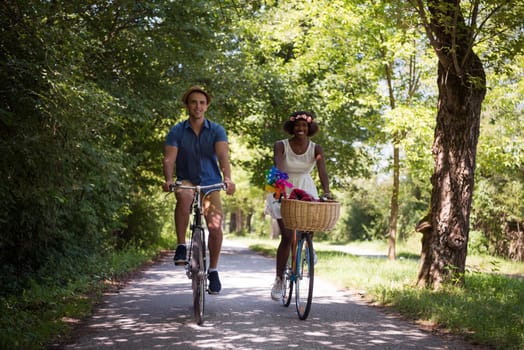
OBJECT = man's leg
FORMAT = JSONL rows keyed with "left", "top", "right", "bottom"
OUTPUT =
{"left": 173, "top": 184, "right": 193, "bottom": 265}
{"left": 204, "top": 190, "right": 223, "bottom": 268}
{"left": 204, "top": 190, "right": 223, "bottom": 293}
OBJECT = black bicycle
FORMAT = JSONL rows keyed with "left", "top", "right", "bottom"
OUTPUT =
{"left": 169, "top": 181, "right": 226, "bottom": 325}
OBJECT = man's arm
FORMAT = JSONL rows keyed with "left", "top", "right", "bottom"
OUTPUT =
{"left": 162, "top": 145, "right": 178, "bottom": 192}
{"left": 215, "top": 141, "right": 236, "bottom": 195}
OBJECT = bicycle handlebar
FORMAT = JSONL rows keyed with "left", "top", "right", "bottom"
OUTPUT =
{"left": 168, "top": 181, "right": 227, "bottom": 192}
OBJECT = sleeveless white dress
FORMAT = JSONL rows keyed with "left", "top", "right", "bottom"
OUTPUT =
{"left": 266, "top": 139, "right": 318, "bottom": 219}
{"left": 280, "top": 139, "right": 319, "bottom": 198}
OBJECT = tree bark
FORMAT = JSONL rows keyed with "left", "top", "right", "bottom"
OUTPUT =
{"left": 415, "top": 0, "right": 486, "bottom": 288}
{"left": 388, "top": 145, "right": 399, "bottom": 260}
{"left": 384, "top": 59, "right": 398, "bottom": 261}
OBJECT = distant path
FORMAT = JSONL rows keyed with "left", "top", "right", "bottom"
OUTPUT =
{"left": 56, "top": 240, "right": 485, "bottom": 349}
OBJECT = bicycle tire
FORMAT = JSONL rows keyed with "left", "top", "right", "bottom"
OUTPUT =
{"left": 282, "top": 261, "right": 293, "bottom": 307}
{"left": 191, "top": 227, "right": 206, "bottom": 325}
{"left": 295, "top": 232, "right": 314, "bottom": 320}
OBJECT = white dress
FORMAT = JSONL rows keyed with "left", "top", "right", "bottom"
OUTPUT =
{"left": 280, "top": 139, "right": 319, "bottom": 198}
{"left": 266, "top": 139, "right": 318, "bottom": 219}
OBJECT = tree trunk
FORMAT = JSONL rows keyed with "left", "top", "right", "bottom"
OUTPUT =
{"left": 246, "top": 212, "right": 253, "bottom": 232}
{"left": 388, "top": 145, "right": 399, "bottom": 260}
{"left": 229, "top": 209, "right": 243, "bottom": 233}
{"left": 229, "top": 212, "right": 237, "bottom": 233}
{"left": 417, "top": 56, "right": 486, "bottom": 288}
{"left": 416, "top": 0, "right": 486, "bottom": 289}
{"left": 384, "top": 59, "right": 398, "bottom": 261}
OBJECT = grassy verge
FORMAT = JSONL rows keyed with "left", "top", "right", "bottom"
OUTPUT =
{"left": 246, "top": 236, "right": 524, "bottom": 350}
{"left": 0, "top": 245, "right": 168, "bottom": 350}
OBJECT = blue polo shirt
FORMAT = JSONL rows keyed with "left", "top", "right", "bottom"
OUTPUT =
{"left": 165, "top": 119, "right": 227, "bottom": 185}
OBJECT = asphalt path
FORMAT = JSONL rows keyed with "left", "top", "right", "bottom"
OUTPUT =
{"left": 58, "top": 240, "right": 484, "bottom": 350}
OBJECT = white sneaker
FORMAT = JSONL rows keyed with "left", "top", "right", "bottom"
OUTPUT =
{"left": 270, "top": 277, "right": 283, "bottom": 301}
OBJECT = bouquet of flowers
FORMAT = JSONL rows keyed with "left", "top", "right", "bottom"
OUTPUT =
{"left": 265, "top": 166, "right": 293, "bottom": 201}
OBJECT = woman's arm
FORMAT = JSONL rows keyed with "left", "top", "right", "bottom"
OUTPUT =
{"left": 315, "top": 143, "right": 330, "bottom": 196}
{"left": 273, "top": 140, "right": 285, "bottom": 170}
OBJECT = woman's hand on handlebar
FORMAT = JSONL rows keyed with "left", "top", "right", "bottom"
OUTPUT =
{"left": 320, "top": 192, "right": 334, "bottom": 201}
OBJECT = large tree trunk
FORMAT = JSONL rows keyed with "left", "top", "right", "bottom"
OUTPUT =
{"left": 417, "top": 57, "right": 485, "bottom": 287}
{"left": 416, "top": 0, "right": 486, "bottom": 289}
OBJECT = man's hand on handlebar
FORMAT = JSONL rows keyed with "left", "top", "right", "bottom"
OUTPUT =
{"left": 224, "top": 178, "right": 236, "bottom": 195}
{"left": 163, "top": 181, "right": 174, "bottom": 192}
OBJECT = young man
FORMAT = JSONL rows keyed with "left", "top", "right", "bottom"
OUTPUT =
{"left": 162, "top": 86, "right": 236, "bottom": 294}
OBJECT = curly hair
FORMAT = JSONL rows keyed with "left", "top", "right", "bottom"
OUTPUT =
{"left": 283, "top": 111, "right": 319, "bottom": 136}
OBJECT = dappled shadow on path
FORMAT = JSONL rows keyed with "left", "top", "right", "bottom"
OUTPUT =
{"left": 57, "top": 243, "right": 482, "bottom": 350}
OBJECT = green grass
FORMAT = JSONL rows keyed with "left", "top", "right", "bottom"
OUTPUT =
{"left": 0, "top": 245, "right": 165, "bottom": 350}
{"left": 246, "top": 235, "right": 524, "bottom": 350}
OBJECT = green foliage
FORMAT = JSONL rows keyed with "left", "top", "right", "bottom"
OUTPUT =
{"left": 468, "top": 230, "right": 490, "bottom": 255}
{"left": 0, "top": 0, "right": 240, "bottom": 296}
{"left": 231, "top": 0, "right": 384, "bottom": 186}
{"left": 334, "top": 176, "right": 429, "bottom": 243}
{"left": 0, "top": 246, "right": 157, "bottom": 350}
{"left": 383, "top": 105, "right": 435, "bottom": 184}
{"left": 472, "top": 54, "right": 524, "bottom": 259}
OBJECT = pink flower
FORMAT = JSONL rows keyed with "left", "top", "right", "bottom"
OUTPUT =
{"left": 290, "top": 114, "right": 312, "bottom": 123}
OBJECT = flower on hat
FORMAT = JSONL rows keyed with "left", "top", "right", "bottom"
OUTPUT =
{"left": 290, "top": 114, "right": 312, "bottom": 123}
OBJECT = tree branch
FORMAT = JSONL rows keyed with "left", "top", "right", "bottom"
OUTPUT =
{"left": 410, "top": 0, "right": 450, "bottom": 67}
{"left": 460, "top": 1, "right": 507, "bottom": 68}
{"left": 451, "top": 2, "right": 463, "bottom": 78}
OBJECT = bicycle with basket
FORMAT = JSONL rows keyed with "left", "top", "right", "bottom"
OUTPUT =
{"left": 279, "top": 194, "right": 340, "bottom": 320}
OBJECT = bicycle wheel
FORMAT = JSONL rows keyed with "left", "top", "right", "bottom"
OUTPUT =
{"left": 282, "top": 256, "right": 293, "bottom": 307}
{"left": 191, "top": 227, "right": 206, "bottom": 325}
{"left": 295, "top": 232, "right": 314, "bottom": 320}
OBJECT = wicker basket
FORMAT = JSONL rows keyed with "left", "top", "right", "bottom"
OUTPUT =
{"left": 280, "top": 199, "right": 340, "bottom": 232}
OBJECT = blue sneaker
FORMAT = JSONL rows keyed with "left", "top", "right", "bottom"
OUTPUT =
{"left": 173, "top": 245, "right": 187, "bottom": 266}
{"left": 207, "top": 270, "right": 221, "bottom": 294}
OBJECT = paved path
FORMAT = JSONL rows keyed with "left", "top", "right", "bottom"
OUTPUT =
{"left": 58, "top": 240, "right": 483, "bottom": 349}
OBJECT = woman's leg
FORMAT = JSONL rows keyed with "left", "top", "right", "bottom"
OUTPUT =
{"left": 276, "top": 219, "right": 293, "bottom": 278}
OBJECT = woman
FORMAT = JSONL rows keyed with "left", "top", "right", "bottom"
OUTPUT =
{"left": 269, "top": 111, "right": 331, "bottom": 301}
